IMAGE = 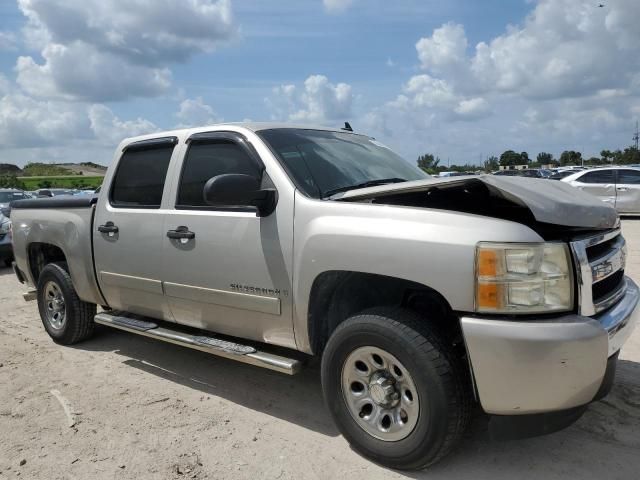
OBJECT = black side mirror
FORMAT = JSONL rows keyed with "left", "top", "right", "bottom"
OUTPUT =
{"left": 203, "top": 174, "right": 277, "bottom": 217}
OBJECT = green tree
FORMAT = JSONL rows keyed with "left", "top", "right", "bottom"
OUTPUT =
{"left": 520, "top": 152, "right": 530, "bottom": 164}
{"left": 417, "top": 154, "right": 441, "bottom": 174}
{"left": 0, "top": 175, "right": 26, "bottom": 189}
{"left": 559, "top": 150, "right": 582, "bottom": 166}
{"left": 483, "top": 155, "right": 499, "bottom": 172}
{"left": 619, "top": 147, "right": 640, "bottom": 165}
{"left": 499, "top": 150, "right": 523, "bottom": 167}
{"left": 600, "top": 149, "right": 614, "bottom": 164}
{"left": 37, "top": 180, "right": 53, "bottom": 189}
{"left": 536, "top": 152, "right": 554, "bottom": 164}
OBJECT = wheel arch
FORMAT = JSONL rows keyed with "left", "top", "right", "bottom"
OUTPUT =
{"left": 306, "top": 270, "right": 461, "bottom": 356}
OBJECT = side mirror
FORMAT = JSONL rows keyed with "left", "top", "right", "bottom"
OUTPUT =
{"left": 203, "top": 174, "right": 277, "bottom": 217}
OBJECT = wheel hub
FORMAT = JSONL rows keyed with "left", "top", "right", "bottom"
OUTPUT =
{"left": 43, "top": 281, "right": 66, "bottom": 330}
{"left": 368, "top": 372, "right": 399, "bottom": 408}
{"left": 341, "top": 346, "right": 420, "bottom": 442}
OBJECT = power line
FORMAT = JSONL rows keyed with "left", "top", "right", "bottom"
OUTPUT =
{"left": 634, "top": 120, "right": 639, "bottom": 150}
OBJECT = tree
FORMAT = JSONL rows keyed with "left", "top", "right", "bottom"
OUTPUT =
{"left": 559, "top": 150, "right": 582, "bottom": 166}
{"left": 0, "top": 175, "right": 26, "bottom": 189}
{"left": 600, "top": 150, "right": 614, "bottom": 164}
{"left": 536, "top": 152, "right": 554, "bottom": 165}
{"left": 520, "top": 152, "right": 530, "bottom": 164}
{"left": 499, "top": 150, "right": 523, "bottom": 167}
{"left": 417, "top": 154, "right": 440, "bottom": 173}
{"left": 483, "top": 155, "right": 499, "bottom": 172}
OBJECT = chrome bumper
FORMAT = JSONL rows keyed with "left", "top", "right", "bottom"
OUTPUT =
{"left": 461, "top": 277, "right": 639, "bottom": 415}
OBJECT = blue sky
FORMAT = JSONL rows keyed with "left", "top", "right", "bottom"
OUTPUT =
{"left": 0, "top": 1, "right": 639, "bottom": 167}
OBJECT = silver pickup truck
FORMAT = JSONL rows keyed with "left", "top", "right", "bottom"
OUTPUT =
{"left": 10, "top": 124, "right": 639, "bottom": 469}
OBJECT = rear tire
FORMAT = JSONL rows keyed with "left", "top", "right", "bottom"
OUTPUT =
{"left": 321, "top": 307, "right": 471, "bottom": 470}
{"left": 37, "top": 262, "right": 96, "bottom": 345}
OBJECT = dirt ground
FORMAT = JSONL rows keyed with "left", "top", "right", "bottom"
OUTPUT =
{"left": 1, "top": 222, "right": 639, "bottom": 480}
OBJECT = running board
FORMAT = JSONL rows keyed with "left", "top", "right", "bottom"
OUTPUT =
{"left": 94, "top": 312, "right": 301, "bottom": 375}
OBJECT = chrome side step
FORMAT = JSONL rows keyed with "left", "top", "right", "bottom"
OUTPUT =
{"left": 94, "top": 312, "right": 301, "bottom": 375}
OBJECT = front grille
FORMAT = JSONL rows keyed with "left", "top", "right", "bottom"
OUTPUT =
{"left": 570, "top": 229, "right": 627, "bottom": 316}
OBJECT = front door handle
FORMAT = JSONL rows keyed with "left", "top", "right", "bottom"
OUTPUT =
{"left": 98, "top": 221, "right": 119, "bottom": 235}
{"left": 167, "top": 226, "right": 196, "bottom": 241}
{"left": 616, "top": 187, "right": 628, "bottom": 191}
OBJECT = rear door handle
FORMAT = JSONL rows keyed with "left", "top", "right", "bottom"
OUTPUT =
{"left": 616, "top": 187, "right": 628, "bottom": 191}
{"left": 98, "top": 221, "right": 119, "bottom": 235}
{"left": 167, "top": 226, "right": 196, "bottom": 241}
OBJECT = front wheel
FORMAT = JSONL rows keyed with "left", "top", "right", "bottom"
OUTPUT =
{"left": 321, "top": 308, "right": 471, "bottom": 470}
{"left": 37, "top": 262, "right": 96, "bottom": 345}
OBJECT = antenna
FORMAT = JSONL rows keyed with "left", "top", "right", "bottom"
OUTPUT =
{"left": 634, "top": 120, "right": 639, "bottom": 150}
{"left": 341, "top": 122, "right": 353, "bottom": 132}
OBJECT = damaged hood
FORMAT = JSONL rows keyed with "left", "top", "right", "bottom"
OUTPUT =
{"left": 335, "top": 175, "right": 618, "bottom": 229}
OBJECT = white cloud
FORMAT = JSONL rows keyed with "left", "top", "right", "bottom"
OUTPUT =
{"left": 416, "top": 22, "right": 467, "bottom": 75}
{"left": 0, "top": 93, "right": 90, "bottom": 148}
{"left": 17, "top": 44, "right": 171, "bottom": 102}
{"left": 88, "top": 104, "right": 158, "bottom": 146}
{"left": 175, "top": 97, "right": 220, "bottom": 127}
{"left": 266, "top": 75, "right": 354, "bottom": 124}
{"left": 16, "top": 0, "right": 237, "bottom": 101}
{"left": 362, "top": 0, "right": 640, "bottom": 164}
{"left": 323, "top": 0, "right": 355, "bottom": 14}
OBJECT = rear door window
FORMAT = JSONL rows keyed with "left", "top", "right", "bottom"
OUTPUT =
{"left": 110, "top": 142, "right": 175, "bottom": 208}
{"left": 577, "top": 170, "right": 614, "bottom": 184}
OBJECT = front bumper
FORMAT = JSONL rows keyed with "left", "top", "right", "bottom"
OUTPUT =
{"left": 461, "top": 277, "right": 639, "bottom": 416}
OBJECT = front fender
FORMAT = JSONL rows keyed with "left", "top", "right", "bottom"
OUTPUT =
{"left": 292, "top": 193, "right": 543, "bottom": 353}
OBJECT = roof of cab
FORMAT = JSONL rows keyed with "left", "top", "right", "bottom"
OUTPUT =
{"left": 119, "top": 122, "right": 361, "bottom": 148}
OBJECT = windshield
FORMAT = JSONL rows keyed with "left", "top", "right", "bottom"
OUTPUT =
{"left": 0, "top": 192, "right": 26, "bottom": 203}
{"left": 258, "top": 128, "right": 428, "bottom": 198}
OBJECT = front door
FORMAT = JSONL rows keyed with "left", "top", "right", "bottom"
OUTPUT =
{"left": 572, "top": 169, "right": 616, "bottom": 207}
{"left": 94, "top": 138, "right": 178, "bottom": 321}
{"left": 614, "top": 169, "right": 640, "bottom": 214}
{"left": 161, "top": 133, "right": 295, "bottom": 348}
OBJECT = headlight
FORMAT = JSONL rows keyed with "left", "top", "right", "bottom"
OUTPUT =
{"left": 475, "top": 242, "right": 573, "bottom": 314}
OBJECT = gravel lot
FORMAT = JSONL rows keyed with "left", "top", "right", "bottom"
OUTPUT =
{"left": 1, "top": 221, "right": 639, "bottom": 480}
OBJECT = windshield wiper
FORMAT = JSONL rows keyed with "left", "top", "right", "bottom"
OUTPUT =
{"left": 323, "top": 178, "right": 407, "bottom": 199}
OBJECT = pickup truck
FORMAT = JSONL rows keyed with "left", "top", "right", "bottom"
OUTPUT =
{"left": 10, "top": 124, "right": 639, "bottom": 469}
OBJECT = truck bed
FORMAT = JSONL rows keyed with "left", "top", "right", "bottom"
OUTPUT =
{"left": 11, "top": 196, "right": 106, "bottom": 306}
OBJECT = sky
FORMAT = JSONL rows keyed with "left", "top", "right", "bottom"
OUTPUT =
{"left": 0, "top": 0, "right": 639, "bottom": 167}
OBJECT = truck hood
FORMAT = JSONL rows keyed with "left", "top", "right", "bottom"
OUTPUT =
{"left": 335, "top": 175, "right": 618, "bottom": 230}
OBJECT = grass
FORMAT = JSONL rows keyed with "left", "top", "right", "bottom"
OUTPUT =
{"left": 18, "top": 176, "right": 105, "bottom": 190}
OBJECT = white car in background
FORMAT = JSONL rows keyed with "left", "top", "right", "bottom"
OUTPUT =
{"left": 561, "top": 166, "right": 640, "bottom": 214}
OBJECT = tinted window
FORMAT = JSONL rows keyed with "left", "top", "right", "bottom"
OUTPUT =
{"left": 111, "top": 146, "right": 174, "bottom": 208}
{"left": 617, "top": 169, "right": 640, "bottom": 185}
{"left": 578, "top": 170, "right": 614, "bottom": 184}
{"left": 258, "top": 129, "right": 427, "bottom": 198}
{"left": 177, "top": 141, "right": 261, "bottom": 207}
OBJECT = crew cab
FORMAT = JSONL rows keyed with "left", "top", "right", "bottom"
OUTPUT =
{"left": 10, "top": 124, "right": 639, "bottom": 469}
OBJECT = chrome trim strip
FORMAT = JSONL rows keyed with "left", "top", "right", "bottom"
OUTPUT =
{"left": 590, "top": 236, "right": 626, "bottom": 283}
{"left": 163, "top": 282, "right": 281, "bottom": 316}
{"left": 570, "top": 228, "right": 624, "bottom": 317}
{"left": 100, "top": 271, "right": 163, "bottom": 295}
{"left": 594, "top": 278, "right": 627, "bottom": 314}
{"left": 94, "top": 312, "right": 300, "bottom": 375}
{"left": 594, "top": 278, "right": 640, "bottom": 356}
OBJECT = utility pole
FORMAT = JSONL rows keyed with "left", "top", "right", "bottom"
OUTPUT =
{"left": 634, "top": 120, "right": 639, "bottom": 151}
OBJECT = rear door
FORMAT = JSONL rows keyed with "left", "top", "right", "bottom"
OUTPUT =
{"left": 93, "top": 137, "right": 179, "bottom": 321}
{"left": 570, "top": 169, "right": 616, "bottom": 207}
{"left": 160, "top": 131, "right": 295, "bottom": 347}
{"left": 614, "top": 168, "right": 640, "bottom": 214}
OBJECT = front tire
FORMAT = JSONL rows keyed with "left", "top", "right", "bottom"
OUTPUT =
{"left": 321, "top": 308, "right": 470, "bottom": 470}
{"left": 37, "top": 262, "right": 96, "bottom": 345}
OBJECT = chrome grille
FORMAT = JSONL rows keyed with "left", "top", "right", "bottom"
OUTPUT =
{"left": 570, "top": 229, "right": 627, "bottom": 316}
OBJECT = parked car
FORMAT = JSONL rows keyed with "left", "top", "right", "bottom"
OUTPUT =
{"left": 549, "top": 170, "right": 576, "bottom": 180}
{"left": 561, "top": 166, "right": 640, "bottom": 214}
{"left": 34, "top": 188, "right": 75, "bottom": 197}
{"left": 0, "top": 188, "right": 28, "bottom": 217}
{"left": 493, "top": 168, "right": 545, "bottom": 178}
{"left": 0, "top": 212, "right": 12, "bottom": 267}
{"left": 10, "top": 124, "right": 638, "bottom": 470}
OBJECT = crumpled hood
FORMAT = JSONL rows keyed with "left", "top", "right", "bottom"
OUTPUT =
{"left": 336, "top": 174, "right": 618, "bottom": 229}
